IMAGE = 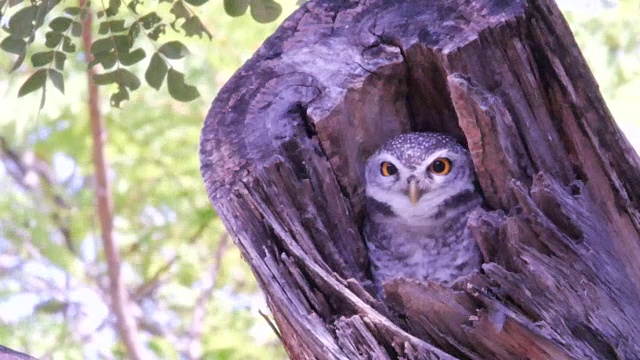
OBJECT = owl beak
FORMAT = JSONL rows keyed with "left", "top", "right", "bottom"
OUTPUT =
{"left": 408, "top": 178, "right": 421, "bottom": 205}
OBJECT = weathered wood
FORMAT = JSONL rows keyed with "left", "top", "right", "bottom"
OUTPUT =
{"left": 199, "top": 0, "right": 640, "bottom": 358}
{"left": 0, "top": 345, "right": 36, "bottom": 360}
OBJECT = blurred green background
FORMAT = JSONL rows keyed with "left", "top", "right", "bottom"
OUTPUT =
{"left": 0, "top": 0, "right": 637, "bottom": 359}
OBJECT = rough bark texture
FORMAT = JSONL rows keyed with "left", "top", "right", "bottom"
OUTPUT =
{"left": 199, "top": 0, "right": 640, "bottom": 358}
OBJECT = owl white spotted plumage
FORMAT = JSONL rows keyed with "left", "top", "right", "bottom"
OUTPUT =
{"left": 363, "top": 132, "right": 483, "bottom": 292}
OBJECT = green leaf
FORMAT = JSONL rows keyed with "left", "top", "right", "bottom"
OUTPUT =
{"left": 89, "top": 52, "right": 117, "bottom": 69}
{"left": 62, "top": 36, "right": 76, "bottom": 53}
{"left": 170, "top": 1, "right": 190, "bottom": 22}
{"left": 128, "top": 0, "right": 142, "bottom": 13}
{"left": 105, "top": 0, "right": 121, "bottom": 16}
{"left": 48, "top": 69, "right": 64, "bottom": 94}
{"left": 18, "top": 69, "right": 47, "bottom": 97}
{"left": 0, "top": 36, "right": 26, "bottom": 55}
{"left": 70, "top": 21, "right": 83, "bottom": 37}
{"left": 167, "top": 68, "right": 199, "bottom": 102}
{"left": 93, "top": 71, "right": 118, "bottom": 85}
{"left": 90, "top": 37, "right": 114, "bottom": 56}
{"left": 148, "top": 24, "right": 166, "bottom": 41}
{"left": 98, "top": 19, "right": 127, "bottom": 34}
{"left": 112, "top": 34, "right": 133, "bottom": 53}
{"left": 35, "top": 299, "right": 68, "bottom": 314}
{"left": 110, "top": 84, "right": 129, "bottom": 107}
{"left": 224, "top": 0, "right": 250, "bottom": 17}
{"left": 45, "top": 31, "right": 63, "bottom": 48}
{"left": 117, "top": 68, "right": 141, "bottom": 90}
{"left": 49, "top": 16, "right": 72, "bottom": 32}
{"left": 34, "top": 1, "right": 55, "bottom": 33}
{"left": 128, "top": 22, "right": 141, "bottom": 39}
{"left": 2, "top": 36, "right": 27, "bottom": 72}
{"left": 145, "top": 53, "right": 167, "bottom": 90}
{"left": 119, "top": 48, "right": 146, "bottom": 66}
{"left": 111, "top": 20, "right": 127, "bottom": 32}
{"left": 53, "top": 51, "right": 66, "bottom": 70}
{"left": 63, "top": 6, "right": 81, "bottom": 15}
{"left": 184, "top": 0, "right": 207, "bottom": 6}
{"left": 158, "top": 41, "right": 190, "bottom": 59}
{"left": 98, "top": 22, "right": 109, "bottom": 35}
{"left": 8, "top": 5, "right": 38, "bottom": 38}
{"left": 31, "top": 51, "right": 54, "bottom": 67}
{"left": 7, "top": 0, "right": 25, "bottom": 7}
{"left": 9, "top": 51, "right": 26, "bottom": 72}
{"left": 181, "top": 16, "right": 212, "bottom": 40}
{"left": 139, "top": 11, "right": 162, "bottom": 30}
{"left": 250, "top": 0, "right": 282, "bottom": 23}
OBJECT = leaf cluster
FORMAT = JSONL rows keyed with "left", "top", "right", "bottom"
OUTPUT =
{"left": 0, "top": 0, "right": 285, "bottom": 107}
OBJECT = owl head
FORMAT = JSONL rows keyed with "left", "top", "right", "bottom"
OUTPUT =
{"left": 364, "top": 132, "right": 477, "bottom": 222}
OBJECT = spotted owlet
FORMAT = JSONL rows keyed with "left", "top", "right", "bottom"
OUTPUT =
{"left": 363, "top": 132, "right": 483, "bottom": 291}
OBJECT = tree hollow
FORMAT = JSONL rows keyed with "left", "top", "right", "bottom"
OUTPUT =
{"left": 200, "top": 0, "right": 640, "bottom": 358}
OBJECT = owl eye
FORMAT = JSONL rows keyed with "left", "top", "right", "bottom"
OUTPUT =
{"left": 429, "top": 158, "right": 452, "bottom": 175}
{"left": 380, "top": 162, "right": 398, "bottom": 177}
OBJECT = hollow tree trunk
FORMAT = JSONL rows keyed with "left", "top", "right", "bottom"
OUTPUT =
{"left": 199, "top": 0, "right": 640, "bottom": 358}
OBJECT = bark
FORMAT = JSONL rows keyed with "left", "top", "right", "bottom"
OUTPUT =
{"left": 0, "top": 345, "right": 36, "bottom": 360}
{"left": 199, "top": 0, "right": 640, "bottom": 358}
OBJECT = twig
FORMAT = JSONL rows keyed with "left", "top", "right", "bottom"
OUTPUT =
{"left": 131, "top": 220, "right": 212, "bottom": 301}
{"left": 258, "top": 309, "right": 283, "bottom": 342}
{"left": 0, "top": 139, "right": 76, "bottom": 254}
{"left": 130, "top": 255, "right": 177, "bottom": 301}
{"left": 185, "top": 233, "right": 230, "bottom": 360}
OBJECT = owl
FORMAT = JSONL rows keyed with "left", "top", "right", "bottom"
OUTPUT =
{"left": 363, "top": 132, "right": 483, "bottom": 292}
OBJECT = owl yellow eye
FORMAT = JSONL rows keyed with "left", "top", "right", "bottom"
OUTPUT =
{"left": 380, "top": 162, "right": 398, "bottom": 177}
{"left": 429, "top": 158, "right": 452, "bottom": 175}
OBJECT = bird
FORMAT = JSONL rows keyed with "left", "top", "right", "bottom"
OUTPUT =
{"left": 363, "top": 132, "right": 483, "bottom": 292}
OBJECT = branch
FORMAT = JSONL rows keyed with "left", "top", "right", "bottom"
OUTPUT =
{"left": 80, "top": 3, "right": 143, "bottom": 358}
{"left": 130, "top": 220, "right": 212, "bottom": 301}
{"left": 258, "top": 309, "right": 282, "bottom": 342}
{"left": 185, "top": 233, "right": 230, "bottom": 360}
{"left": 0, "top": 138, "right": 76, "bottom": 254}
{"left": 130, "top": 255, "right": 177, "bottom": 302}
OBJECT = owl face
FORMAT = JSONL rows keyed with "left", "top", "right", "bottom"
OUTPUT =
{"left": 364, "top": 133, "right": 476, "bottom": 223}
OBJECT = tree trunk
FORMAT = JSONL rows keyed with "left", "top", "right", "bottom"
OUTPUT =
{"left": 0, "top": 345, "right": 36, "bottom": 360}
{"left": 199, "top": 0, "right": 640, "bottom": 358}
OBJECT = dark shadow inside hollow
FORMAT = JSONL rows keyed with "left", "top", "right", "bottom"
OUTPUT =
{"left": 404, "top": 46, "right": 467, "bottom": 144}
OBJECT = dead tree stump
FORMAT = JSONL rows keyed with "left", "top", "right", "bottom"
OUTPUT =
{"left": 199, "top": 0, "right": 640, "bottom": 358}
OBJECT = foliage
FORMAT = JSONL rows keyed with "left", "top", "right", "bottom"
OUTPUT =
{"left": 0, "top": 1, "right": 291, "bottom": 358}
{"left": 0, "top": 0, "right": 285, "bottom": 107}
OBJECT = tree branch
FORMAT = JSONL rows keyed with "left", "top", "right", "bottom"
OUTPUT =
{"left": 185, "top": 233, "right": 230, "bottom": 360}
{"left": 80, "top": 3, "right": 143, "bottom": 358}
{"left": 0, "top": 138, "right": 76, "bottom": 254}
